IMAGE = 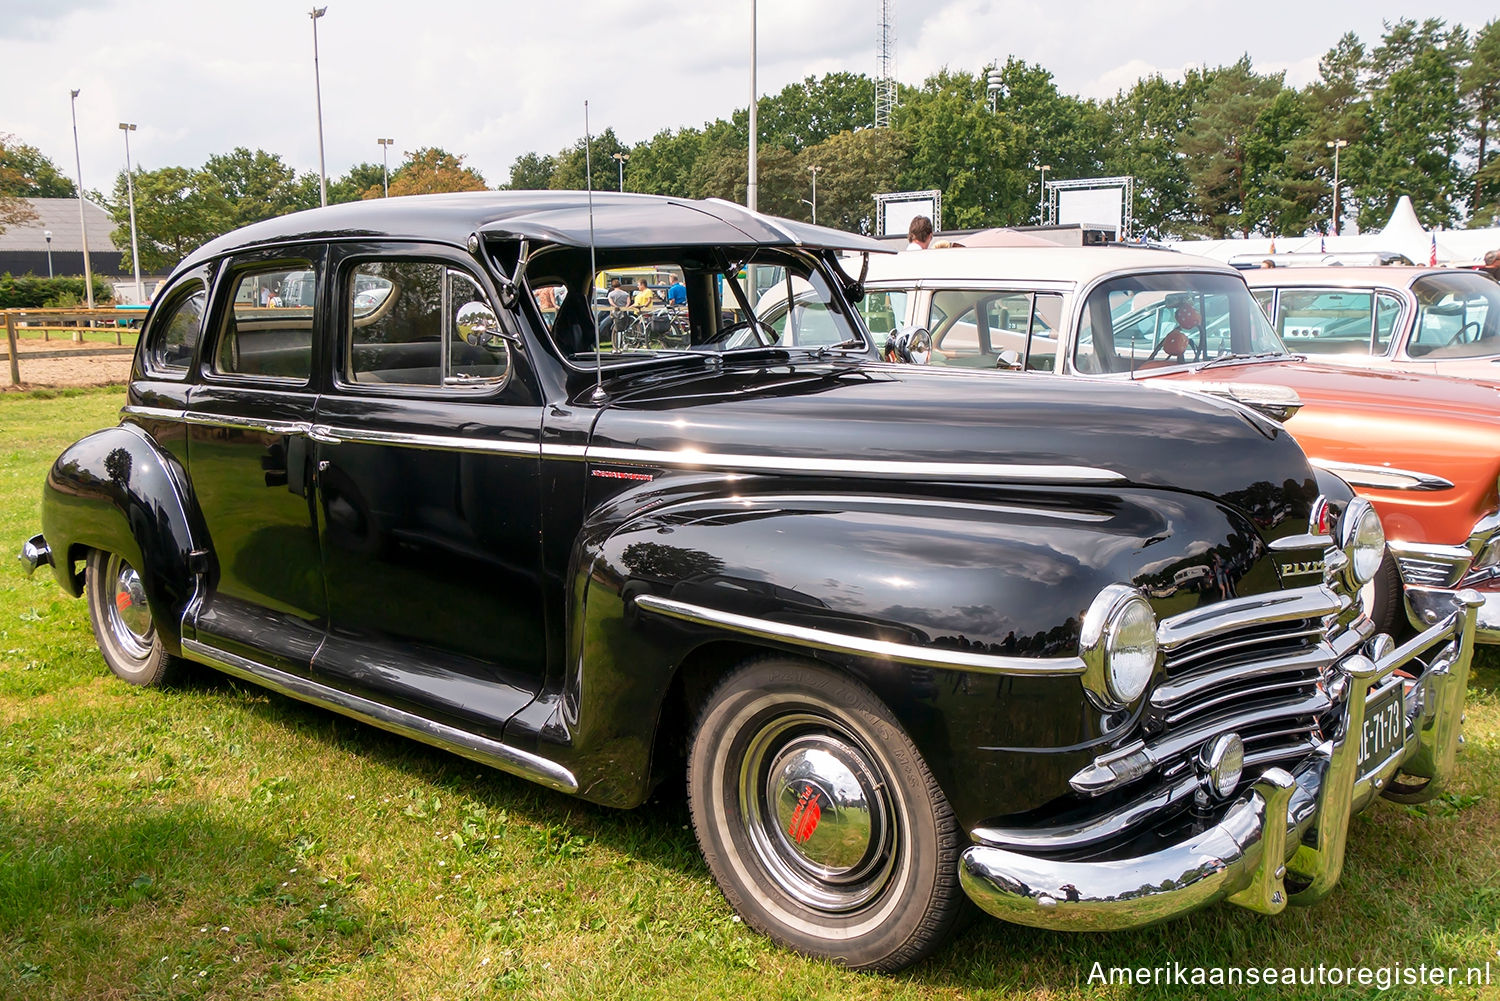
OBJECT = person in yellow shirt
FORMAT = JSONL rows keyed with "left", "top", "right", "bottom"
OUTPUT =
{"left": 632, "top": 279, "right": 658, "bottom": 310}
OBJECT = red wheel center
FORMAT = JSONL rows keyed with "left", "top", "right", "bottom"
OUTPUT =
{"left": 787, "top": 785, "right": 822, "bottom": 843}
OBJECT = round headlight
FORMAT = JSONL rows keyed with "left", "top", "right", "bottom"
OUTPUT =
{"left": 1106, "top": 596, "right": 1158, "bottom": 704}
{"left": 1341, "top": 498, "right": 1385, "bottom": 586}
{"left": 1080, "top": 585, "right": 1159, "bottom": 708}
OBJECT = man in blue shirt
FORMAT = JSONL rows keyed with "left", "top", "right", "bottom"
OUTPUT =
{"left": 665, "top": 275, "right": 687, "bottom": 306}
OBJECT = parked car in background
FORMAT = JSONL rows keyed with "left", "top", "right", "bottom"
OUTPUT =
{"left": 854, "top": 247, "right": 1500, "bottom": 643}
{"left": 1245, "top": 267, "right": 1500, "bottom": 379}
{"left": 19, "top": 193, "right": 1480, "bottom": 970}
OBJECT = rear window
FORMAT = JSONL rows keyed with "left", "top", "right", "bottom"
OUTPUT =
{"left": 143, "top": 280, "right": 205, "bottom": 375}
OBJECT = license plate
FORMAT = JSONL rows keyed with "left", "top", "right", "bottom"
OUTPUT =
{"left": 1357, "top": 683, "right": 1405, "bottom": 780}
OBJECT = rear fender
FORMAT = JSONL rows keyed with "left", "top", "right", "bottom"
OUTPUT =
{"left": 40, "top": 424, "right": 210, "bottom": 652}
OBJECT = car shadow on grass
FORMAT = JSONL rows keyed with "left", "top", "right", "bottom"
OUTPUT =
{"left": 169, "top": 663, "right": 1500, "bottom": 991}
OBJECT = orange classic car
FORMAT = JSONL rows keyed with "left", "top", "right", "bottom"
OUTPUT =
{"left": 1245, "top": 266, "right": 1500, "bottom": 379}
{"left": 835, "top": 247, "right": 1500, "bottom": 641}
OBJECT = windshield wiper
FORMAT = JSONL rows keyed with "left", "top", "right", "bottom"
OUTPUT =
{"left": 1196, "top": 351, "right": 1288, "bottom": 370}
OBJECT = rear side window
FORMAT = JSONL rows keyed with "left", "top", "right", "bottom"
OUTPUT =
{"left": 345, "top": 260, "right": 508, "bottom": 388}
{"left": 143, "top": 281, "right": 205, "bottom": 375}
{"left": 213, "top": 265, "right": 315, "bottom": 381}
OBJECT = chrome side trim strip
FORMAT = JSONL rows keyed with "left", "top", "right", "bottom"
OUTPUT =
{"left": 121, "top": 404, "right": 186, "bottom": 422}
{"left": 1310, "top": 458, "right": 1454, "bottom": 492}
{"left": 1156, "top": 584, "right": 1340, "bottom": 652}
{"left": 633, "top": 594, "right": 1087, "bottom": 676}
{"left": 113, "top": 408, "right": 1118, "bottom": 483}
{"left": 557, "top": 444, "right": 1125, "bottom": 484}
{"left": 1269, "top": 532, "right": 1334, "bottom": 552}
{"left": 182, "top": 411, "right": 308, "bottom": 436}
{"left": 180, "top": 637, "right": 578, "bottom": 794}
{"left": 312, "top": 424, "right": 541, "bottom": 458}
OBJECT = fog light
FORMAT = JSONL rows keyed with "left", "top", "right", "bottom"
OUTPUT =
{"left": 1200, "top": 733, "right": 1245, "bottom": 799}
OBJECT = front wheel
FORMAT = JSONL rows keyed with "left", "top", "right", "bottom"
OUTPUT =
{"left": 687, "top": 657, "right": 966, "bottom": 971}
{"left": 85, "top": 549, "right": 179, "bottom": 687}
{"left": 1359, "top": 548, "right": 1405, "bottom": 639}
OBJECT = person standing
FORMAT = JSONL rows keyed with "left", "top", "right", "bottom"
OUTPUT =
{"left": 665, "top": 274, "right": 687, "bottom": 307}
{"left": 633, "top": 278, "right": 657, "bottom": 310}
{"left": 1480, "top": 250, "right": 1500, "bottom": 282}
{"left": 906, "top": 215, "right": 933, "bottom": 251}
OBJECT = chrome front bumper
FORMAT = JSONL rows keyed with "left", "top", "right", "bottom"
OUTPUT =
{"left": 1407, "top": 584, "right": 1500, "bottom": 644}
{"left": 958, "top": 589, "right": 1481, "bottom": 931}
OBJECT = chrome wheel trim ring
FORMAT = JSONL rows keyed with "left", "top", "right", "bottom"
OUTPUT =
{"left": 104, "top": 554, "right": 154, "bottom": 662}
{"left": 738, "top": 711, "right": 899, "bottom": 914}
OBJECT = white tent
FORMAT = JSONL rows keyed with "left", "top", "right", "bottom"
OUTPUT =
{"left": 1169, "top": 196, "right": 1500, "bottom": 267}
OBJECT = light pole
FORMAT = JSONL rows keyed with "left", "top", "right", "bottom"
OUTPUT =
{"left": 69, "top": 89, "right": 95, "bottom": 310}
{"left": 119, "top": 123, "right": 144, "bottom": 305}
{"left": 310, "top": 7, "right": 329, "bottom": 207}
{"left": 1326, "top": 139, "right": 1348, "bottom": 236}
{"left": 1038, "top": 164, "right": 1051, "bottom": 225}
{"left": 44, "top": 231, "right": 53, "bottom": 278}
{"left": 807, "top": 164, "right": 821, "bottom": 224}
{"left": 377, "top": 137, "right": 394, "bottom": 197}
{"left": 747, "top": 0, "right": 757, "bottom": 212}
{"left": 612, "top": 151, "right": 629, "bottom": 192}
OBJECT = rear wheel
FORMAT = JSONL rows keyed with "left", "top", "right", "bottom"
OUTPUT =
{"left": 686, "top": 657, "right": 966, "bottom": 972}
{"left": 85, "top": 549, "right": 179, "bottom": 687}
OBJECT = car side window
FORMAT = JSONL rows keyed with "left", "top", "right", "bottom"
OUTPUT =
{"left": 346, "top": 260, "right": 508, "bottom": 387}
{"left": 1277, "top": 290, "right": 1377, "bottom": 355}
{"left": 143, "top": 280, "right": 206, "bottom": 375}
{"left": 213, "top": 265, "right": 315, "bottom": 381}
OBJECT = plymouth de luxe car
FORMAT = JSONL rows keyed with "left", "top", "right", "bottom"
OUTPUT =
{"left": 20, "top": 193, "right": 1480, "bottom": 971}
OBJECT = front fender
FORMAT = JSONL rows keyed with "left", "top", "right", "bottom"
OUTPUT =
{"left": 40, "top": 424, "right": 209, "bottom": 652}
{"left": 563, "top": 475, "right": 1287, "bottom": 824}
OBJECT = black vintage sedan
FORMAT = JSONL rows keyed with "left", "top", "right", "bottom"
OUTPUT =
{"left": 20, "top": 192, "right": 1481, "bottom": 971}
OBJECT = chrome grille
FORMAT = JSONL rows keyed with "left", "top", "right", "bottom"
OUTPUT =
{"left": 1144, "top": 585, "right": 1343, "bottom": 787}
{"left": 1397, "top": 556, "right": 1462, "bottom": 589}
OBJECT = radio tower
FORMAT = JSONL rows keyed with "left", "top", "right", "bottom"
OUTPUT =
{"left": 875, "top": 0, "right": 895, "bottom": 127}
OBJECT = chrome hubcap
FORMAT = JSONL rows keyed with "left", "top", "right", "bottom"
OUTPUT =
{"left": 740, "top": 714, "right": 896, "bottom": 912}
{"left": 106, "top": 555, "right": 153, "bottom": 661}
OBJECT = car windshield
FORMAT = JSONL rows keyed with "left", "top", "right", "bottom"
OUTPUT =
{"left": 1074, "top": 272, "right": 1286, "bottom": 375}
{"left": 523, "top": 246, "right": 866, "bottom": 365}
{"left": 1268, "top": 288, "right": 1403, "bottom": 356}
{"left": 1408, "top": 273, "right": 1500, "bottom": 359}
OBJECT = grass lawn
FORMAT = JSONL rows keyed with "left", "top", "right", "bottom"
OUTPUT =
{"left": 9, "top": 328, "right": 140, "bottom": 346}
{"left": 2, "top": 386, "right": 1498, "bottom": 1000}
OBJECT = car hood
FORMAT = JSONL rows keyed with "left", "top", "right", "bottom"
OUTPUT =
{"left": 589, "top": 361, "right": 1319, "bottom": 537}
{"left": 1151, "top": 358, "right": 1500, "bottom": 424}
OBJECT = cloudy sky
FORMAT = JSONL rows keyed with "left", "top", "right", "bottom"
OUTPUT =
{"left": 1, "top": 0, "right": 1486, "bottom": 193}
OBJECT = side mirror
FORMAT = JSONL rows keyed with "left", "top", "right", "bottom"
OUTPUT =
{"left": 457, "top": 300, "right": 504, "bottom": 347}
{"left": 883, "top": 325, "right": 932, "bottom": 365}
{"left": 995, "top": 348, "right": 1022, "bottom": 370}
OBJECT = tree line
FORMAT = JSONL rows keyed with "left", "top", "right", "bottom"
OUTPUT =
{"left": 0, "top": 16, "right": 1495, "bottom": 271}
{"left": 504, "top": 17, "right": 1498, "bottom": 239}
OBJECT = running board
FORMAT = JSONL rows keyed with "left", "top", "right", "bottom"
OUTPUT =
{"left": 180, "top": 637, "right": 578, "bottom": 795}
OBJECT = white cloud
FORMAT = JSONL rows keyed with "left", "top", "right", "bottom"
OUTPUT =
{"left": 0, "top": 0, "right": 1484, "bottom": 191}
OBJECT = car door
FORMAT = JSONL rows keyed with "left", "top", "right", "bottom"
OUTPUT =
{"left": 185, "top": 247, "right": 327, "bottom": 674}
{"left": 309, "top": 243, "right": 547, "bottom": 735}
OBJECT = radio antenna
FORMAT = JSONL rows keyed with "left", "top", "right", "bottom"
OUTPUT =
{"left": 585, "top": 100, "right": 605, "bottom": 404}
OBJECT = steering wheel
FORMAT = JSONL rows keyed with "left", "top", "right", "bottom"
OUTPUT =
{"left": 1447, "top": 320, "right": 1482, "bottom": 347}
{"left": 697, "top": 319, "right": 778, "bottom": 351}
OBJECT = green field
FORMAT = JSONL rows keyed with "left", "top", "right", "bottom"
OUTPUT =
{"left": 2, "top": 387, "right": 1498, "bottom": 1000}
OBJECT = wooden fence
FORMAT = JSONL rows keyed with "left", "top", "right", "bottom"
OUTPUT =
{"left": 3, "top": 308, "right": 140, "bottom": 386}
